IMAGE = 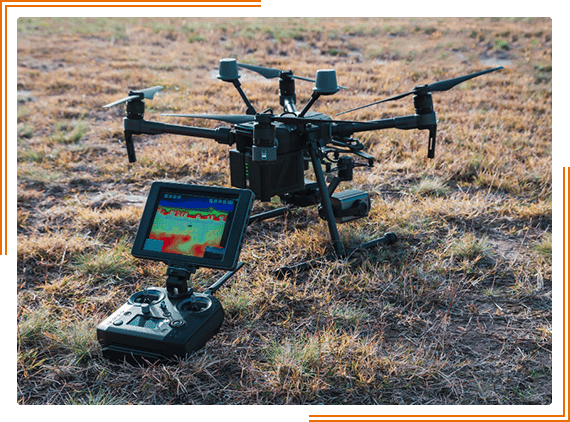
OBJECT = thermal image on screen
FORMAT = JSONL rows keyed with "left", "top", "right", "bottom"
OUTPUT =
{"left": 143, "top": 194, "right": 235, "bottom": 258}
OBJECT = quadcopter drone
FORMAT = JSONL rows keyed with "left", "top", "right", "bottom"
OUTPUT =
{"left": 98, "top": 59, "right": 502, "bottom": 362}
{"left": 104, "top": 58, "right": 502, "bottom": 274}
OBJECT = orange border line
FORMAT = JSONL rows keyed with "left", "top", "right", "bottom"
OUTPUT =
{"left": 10, "top": 4, "right": 260, "bottom": 6}
{"left": 3, "top": 0, "right": 261, "bottom": 2}
{"left": 562, "top": 167, "right": 570, "bottom": 416}
{"left": 3, "top": 3, "right": 7, "bottom": 256}
{"left": 1, "top": 4, "right": 3, "bottom": 256}
{"left": 306, "top": 418, "right": 567, "bottom": 422}
{"left": 6, "top": 0, "right": 260, "bottom": 2}
{"left": 3, "top": 3, "right": 6, "bottom": 257}
{"left": 3, "top": 0, "right": 263, "bottom": 5}
{"left": 306, "top": 418, "right": 555, "bottom": 422}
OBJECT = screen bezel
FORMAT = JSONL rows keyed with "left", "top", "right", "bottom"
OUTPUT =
{"left": 131, "top": 182, "right": 254, "bottom": 270}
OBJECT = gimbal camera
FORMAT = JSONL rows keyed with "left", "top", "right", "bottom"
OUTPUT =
{"left": 103, "top": 58, "right": 501, "bottom": 273}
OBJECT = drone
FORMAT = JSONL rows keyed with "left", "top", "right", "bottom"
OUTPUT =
{"left": 104, "top": 58, "right": 502, "bottom": 275}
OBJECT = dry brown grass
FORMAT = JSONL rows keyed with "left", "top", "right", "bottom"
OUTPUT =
{"left": 17, "top": 17, "right": 551, "bottom": 405}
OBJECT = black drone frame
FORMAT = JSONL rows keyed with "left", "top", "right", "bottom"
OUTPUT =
{"left": 104, "top": 59, "right": 502, "bottom": 274}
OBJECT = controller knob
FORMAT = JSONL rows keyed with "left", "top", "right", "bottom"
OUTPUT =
{"left": 170, "top": 319, "right": 185, "bottom": 328}
{"left": 141, "top": 303, "right": 150, "bottom": 314}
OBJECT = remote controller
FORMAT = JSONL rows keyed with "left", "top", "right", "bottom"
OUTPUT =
{"left": 97, "top": 182, "right": 254, "bottom": 364}
{"left": 97, "top": 287, "right": 224, "bottom": 363}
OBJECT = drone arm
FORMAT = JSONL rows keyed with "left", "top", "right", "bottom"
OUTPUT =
{"left": 120, "top": 118, "right": 233, "bottom": 162}
{"left": 123, "top": 118, "right": 233, "bottom": 144}
{"left": 332, "top": 112, "right": 438, "bottom": 158}
{"left": 332, "top": 114, "right": 421, "bottom": 137}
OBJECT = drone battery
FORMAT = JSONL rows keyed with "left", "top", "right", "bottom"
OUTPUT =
{"left": 229, "top": 149, "right": 247, "bottom": 189}
{"left": 319, "top": 189, "right": 371, "bottom": 223}
{"left": 229, "top": 149, "right": 305, "bottom": 201}
{"left": 97, "top": 287, "right": 224, "bottom": 364}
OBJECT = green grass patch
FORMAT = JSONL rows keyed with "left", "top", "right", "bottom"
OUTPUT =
{"left": 50, "top": 120, "right": 89, "bottom": 144}
{"left": 74, "top": 239, "right": 138, "bottom": 283}
{"left": 447, "top": 233, "right": 494, "bottom": 262}
{"left": 409, "top": 177, "right": 451, "bottom": 196}
{"left": 533, "top": 232, "right": 552, "bottom": 264}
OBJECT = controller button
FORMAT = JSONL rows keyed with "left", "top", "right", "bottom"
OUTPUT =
{"left": 170, "top": 319, "right": 185, "bottom": 328}
{"left": 112, "top": 320, "right": 123, "bottom": 326}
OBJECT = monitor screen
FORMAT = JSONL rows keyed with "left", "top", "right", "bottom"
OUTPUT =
{"left": 143, "top": 192, "right": 236, "bottom": 258}
{"left": 132, "top": 182, "right": 254, "bottom": 270}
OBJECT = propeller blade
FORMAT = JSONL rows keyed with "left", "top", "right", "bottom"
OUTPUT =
{"left": 237, "top": 62, "right": 282, "bottom": 79}
{"left": 162, "top": 112, "right": 367, "bottom": 126}
{"left": 236, "top": 62, "right": 349, "bottom": 91}
{"left": 336, "top": 66, "right": 503, "bottom": 116}
{"left": 424, "top": 66, "right": 503, "bottom": 93}
{"left": 237, "top": 62, "right": 316, "bottom": 82}
{"left": 293, "top": 75, "right": 317, "bottom": 83}
{"left": 136, "top": 85, "right": 164, "bottom": 100}
{"left": 103, "top": 85, "right": 163, "bottom": 108}
{"left": 269, "top": 115, "right": 343, "bottom": 125}
{"left": 161, "top": 114, "right": 255, "bottom": 124}
{"left": 103, "top": 94, "right": 140, "bottom": 108}
{"left": 336, "top": 90, "right": 414, "bottom": 116}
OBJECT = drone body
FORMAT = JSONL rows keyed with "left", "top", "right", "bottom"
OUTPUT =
{"left": 105, "top": 58, "right": 502, "bottom": 268}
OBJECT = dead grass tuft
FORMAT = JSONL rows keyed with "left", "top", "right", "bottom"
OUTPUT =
{"left": 18, "top": 233, "right": 102, "bottom": 267}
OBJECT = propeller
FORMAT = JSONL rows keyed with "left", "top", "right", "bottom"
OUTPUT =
{"left": 103, "top": 85, "right": 163, "bottom": 108}
{"left": 161, "top": 112, "right": 367, "bottom": 126}
{"left": 237, "top": 62, "right": 348, "bottom": 90}
{"left": 162, "top": 113, "right": 255, "bottom": 125}
{"left": 237, "top": 62, "right": 316, "bottom": 82}
{"left": 336, "top": 66, "right": 503, "bottom": 116}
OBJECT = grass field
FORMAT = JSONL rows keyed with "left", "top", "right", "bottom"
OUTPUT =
{"left": 17, "top": 17, "right": 552, "bottom": 405}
